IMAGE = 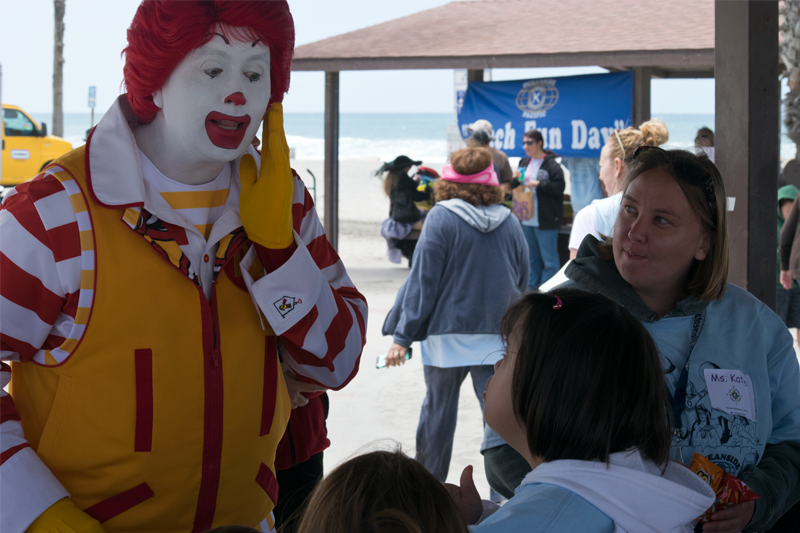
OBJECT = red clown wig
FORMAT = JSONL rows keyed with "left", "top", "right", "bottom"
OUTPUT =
{"left": 123, "top": 0, "right": 295, "bottom": 123}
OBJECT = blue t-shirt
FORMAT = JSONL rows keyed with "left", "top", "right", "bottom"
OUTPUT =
{"left": 420, "top": 333, "right": 503, "bottom": 368}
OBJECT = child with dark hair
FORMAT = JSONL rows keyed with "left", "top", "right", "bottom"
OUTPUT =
{"left": 296, "top": 449, "right": 469, "bottom": 533}
{"left": 448, "top": 289, "right": 715, "bottom": 532}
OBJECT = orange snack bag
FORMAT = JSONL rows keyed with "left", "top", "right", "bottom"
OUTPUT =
{"left": 689, "top": 453, "right": 760, "bottom": 522}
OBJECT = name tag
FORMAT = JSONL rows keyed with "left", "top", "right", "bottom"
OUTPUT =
{"left": 704, "top": 369, "right": 757, "bottom": 422}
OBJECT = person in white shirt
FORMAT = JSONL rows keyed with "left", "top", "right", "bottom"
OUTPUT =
{"left": 568, "top": 119, "right": 669, "bottom": 259}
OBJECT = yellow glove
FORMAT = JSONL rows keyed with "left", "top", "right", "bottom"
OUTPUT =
{"left": 239, "top": 102, "right": 295, "bottom": 249}
{"left": 26, "top": 498, "right": 105, "bottom": 533}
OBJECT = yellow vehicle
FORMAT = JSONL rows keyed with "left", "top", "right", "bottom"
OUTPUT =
{"left": 2, "top": 104, "right": 72, "bottom": 186}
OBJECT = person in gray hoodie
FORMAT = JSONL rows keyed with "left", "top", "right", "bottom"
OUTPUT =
{"left": 382, "top": 147, "right": 529, "bottom": 482}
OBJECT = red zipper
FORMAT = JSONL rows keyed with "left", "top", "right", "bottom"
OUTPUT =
{"left": 190, "top": 237, "right": 247, "bottom": 532}
{"left": 191, "top": 286, "right": 223, "bottom": 533}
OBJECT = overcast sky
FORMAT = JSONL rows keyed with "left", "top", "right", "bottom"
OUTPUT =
{"left": 0, "top": 0, "right": 716, "bottom": 115}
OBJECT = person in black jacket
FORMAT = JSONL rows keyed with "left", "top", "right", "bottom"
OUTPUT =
{"left": 512, "top": 130, "right": 565, "bottom": 290}
{"left": 378, "top": 155, "right": 430, "bottom": 265}
{"left": 379, "top": 155, "right": 428, "bottom": 223}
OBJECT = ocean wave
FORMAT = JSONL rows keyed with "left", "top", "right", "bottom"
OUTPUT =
{"left": 286, "top": 135, "right": 447, "bottom": 162}
{"left": 60, "top": 134, "right": 799, "bottom": 163}
{"left": 664, "top": 140, "right": 797, "bottom": 161}
{"left": 61, "top": 134, "right": 448, "bottom": 162}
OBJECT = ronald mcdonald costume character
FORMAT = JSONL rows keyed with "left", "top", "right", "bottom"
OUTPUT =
{"left": 0, "top": 2, "right": 367, "bottom": 532}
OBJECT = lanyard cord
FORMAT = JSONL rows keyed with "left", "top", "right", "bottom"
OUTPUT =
{"left": 670, "top": 311, "right": 706, "bottom": 434}
{"left": 523, "top": 158, "right": 544, "bottom": 185}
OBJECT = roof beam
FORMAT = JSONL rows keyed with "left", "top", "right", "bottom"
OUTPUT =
{"left": 291, "top": 49, "right": 714, "bottom": 72}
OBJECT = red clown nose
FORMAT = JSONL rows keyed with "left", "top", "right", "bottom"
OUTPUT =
{"left": 225, "top": 92, "right": 246, "bottom": 106}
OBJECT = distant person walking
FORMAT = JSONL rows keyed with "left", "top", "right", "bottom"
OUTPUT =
{"left": 379, "top": 155, "right": 429, "bottom": 265}
{"left": 568, "top": 119, "right": 669, "bottom": 259}
{"left": 694, "top": 126, "right": 715, "bottom": 164}
{"left": 779, "top": 189, "right": 800, "bottom": 300}
{"left": 513, "top": 129, "right": 565, "bottom": 290}
{"left": 777, "top": 185, "right": 800, "bottom": 336}
{"left": 382, "top": 147, "right": 529, "bottom": 482}
{"left": 695, "top": 126, "right": 714, "bottom": 147}
{"left": 467, "top": 120, "right": 514, "bottom": 188}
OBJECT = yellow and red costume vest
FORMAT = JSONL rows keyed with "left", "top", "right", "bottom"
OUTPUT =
{"left": 11, "top": 146, "right": 290, "bottom": 532}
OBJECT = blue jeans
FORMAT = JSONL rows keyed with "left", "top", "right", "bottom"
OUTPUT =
{"left": 562, "top": 157, "right": 602, "bottom": 214}
{"left": 483, "top": 443, "right": 530, "bottom": 500}
{"left": 777, "top": 287, "right": 800, "bottom": 328}
{"left": 416, "top": 364, "right": 495, "bottom": 482}
{"left": 521, "top": 225, "right": 560, "bottom": 290}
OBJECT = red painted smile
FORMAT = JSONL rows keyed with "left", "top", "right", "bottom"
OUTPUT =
{"left": 205, "top": 111, "right": 251, "bottom": 149}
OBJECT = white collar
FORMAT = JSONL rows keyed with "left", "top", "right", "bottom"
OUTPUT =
{"left": 86, "top": 94, "right": 255, "bottom": 213}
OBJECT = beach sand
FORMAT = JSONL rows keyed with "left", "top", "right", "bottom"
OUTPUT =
{"left": 291, "top": 158, "right": 495, "bottom": 498}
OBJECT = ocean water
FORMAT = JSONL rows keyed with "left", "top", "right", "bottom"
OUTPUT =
{"left": 27, "top": 111, "right": 797, "bottom": 162}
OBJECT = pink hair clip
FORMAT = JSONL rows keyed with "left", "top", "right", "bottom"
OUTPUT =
{"left": 552, "top": 296, "right": 563, "bottom": 310}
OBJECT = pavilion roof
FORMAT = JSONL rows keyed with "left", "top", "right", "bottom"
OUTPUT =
{"left": 292, "top": 0, "right": 714, "bottom": 77}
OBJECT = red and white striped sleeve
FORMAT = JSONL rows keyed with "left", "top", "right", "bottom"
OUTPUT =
{"left": 241, "top": 175, "right": 367, "bottom": 390}
{"left": 1, "top": 173, "right": 77, "bottom": 532}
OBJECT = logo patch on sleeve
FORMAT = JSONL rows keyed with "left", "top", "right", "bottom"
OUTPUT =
{"left": 273, "top": 295, "right": 302, "bottom": 318}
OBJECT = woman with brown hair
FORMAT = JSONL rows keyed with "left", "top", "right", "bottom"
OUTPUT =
{"left": 382, "top": 147, "right": 529, "bottom": 482}
{"left": 488, "top": 148, "right": 800, "bottom": 532}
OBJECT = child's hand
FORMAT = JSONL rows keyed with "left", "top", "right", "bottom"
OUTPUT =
{"left": 444, "top": 465, "right": 483, "bottom": 525}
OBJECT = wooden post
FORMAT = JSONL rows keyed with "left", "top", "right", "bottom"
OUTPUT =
{"left": 715, "top": 1, "right": 779, "bottom": 308}
{"left": 0, "top": 62, "right": 3, "bottom": 179}
{"left": 324, "top": 71, "right": 340, "bottom": 250}
{"left": 632, "top": 67, "right": 651, "bottom": 127}
{"left": 467, "top": 69, "right": 484, "bottom": 83}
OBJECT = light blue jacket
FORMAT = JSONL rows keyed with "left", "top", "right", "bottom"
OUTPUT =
{"left": 472, "top": 483, "right": 614, "bottom": 533}
{"left": 472, "top": 450, "right": 714, "bottom": 533}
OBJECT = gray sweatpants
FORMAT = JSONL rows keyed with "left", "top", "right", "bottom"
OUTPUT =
{"left": 415, "top": 364, "right": 495, "bottom": 481}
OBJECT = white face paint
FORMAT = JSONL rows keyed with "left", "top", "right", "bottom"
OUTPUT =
{"left": 152, "top": 26, "right": 271, "bottom": 165}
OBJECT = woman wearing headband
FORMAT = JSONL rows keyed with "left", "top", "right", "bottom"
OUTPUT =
{"left": 381, "top": 147, "right": 529, "bottom": 483}
{"left": 568, "top": 119, "right": 669, "bottom": 259}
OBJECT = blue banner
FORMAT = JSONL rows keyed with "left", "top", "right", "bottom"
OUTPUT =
{"left": 458, "top": 71, "right": 633, "bottom": 158}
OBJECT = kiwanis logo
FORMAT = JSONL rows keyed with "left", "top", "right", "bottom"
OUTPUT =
{"left": 273, "top": 295, "right": 302, "bottom": 318}
{"left": 516, "top": 80, "right": 559, "bottom": 119}
{"left": 728, "top": 387, "right": 742, "bottom": 403}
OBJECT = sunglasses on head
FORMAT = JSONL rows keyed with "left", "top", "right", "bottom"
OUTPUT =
{"left": 632, "top": 145, "right": 718, "bottom": 219}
